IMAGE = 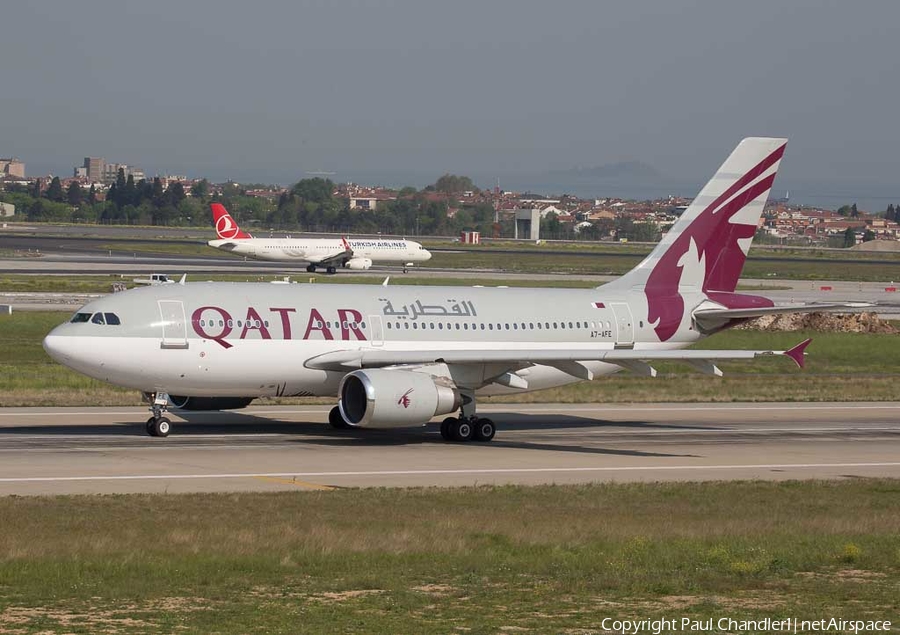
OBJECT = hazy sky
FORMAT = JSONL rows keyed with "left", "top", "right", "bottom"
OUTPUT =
{"left": 1, "top": 1, "right": 898, "bottom": 191}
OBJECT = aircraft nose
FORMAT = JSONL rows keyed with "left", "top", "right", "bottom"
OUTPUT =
{"left": 42, "top": 333, "right": 73, "bottom": 364}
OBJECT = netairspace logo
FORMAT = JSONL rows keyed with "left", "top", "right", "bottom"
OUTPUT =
{"left": 599, "top": 617, "right": 892, "bottom": 634}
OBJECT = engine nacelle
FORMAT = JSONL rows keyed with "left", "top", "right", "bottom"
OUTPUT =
{"left": 344, "top": 257, "right": 373, "bottom": 270}
{"left": 338, "top": 369, "right": 460, "bottom": 428}
{"left": 168, "top": 396, "right": 254, "bottom": 411}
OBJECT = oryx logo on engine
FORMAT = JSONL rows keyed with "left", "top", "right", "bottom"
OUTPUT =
{"left": 398, "top": 389, "right": 413, "bottom": 408}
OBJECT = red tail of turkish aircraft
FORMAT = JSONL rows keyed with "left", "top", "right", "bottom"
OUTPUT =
{"left": 210, "top": 203, "right": 253, "bottom": 240}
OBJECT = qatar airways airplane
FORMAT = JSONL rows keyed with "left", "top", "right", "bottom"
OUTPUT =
{"left": 44, "top": 138, "right": 856, "bottom": 440}
{"left": 206, "top": 203, "right": 432, "bottom": 273}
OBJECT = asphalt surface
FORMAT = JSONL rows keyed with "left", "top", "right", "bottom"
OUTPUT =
{"left": 0, "top": 403, "right": 897, "bottom": 495}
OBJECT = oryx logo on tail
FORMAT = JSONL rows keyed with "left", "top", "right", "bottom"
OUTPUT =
{"left": 604, "top": 138, "right": 787, "bottom": 342}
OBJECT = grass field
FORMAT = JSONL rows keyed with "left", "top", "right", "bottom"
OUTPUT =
{"left": 1, "top": 311, "right": 898, "bottom": 407}
{"left": 0, "top": 481, "right": 897, "bottom": 633}
{"left": 0, "top": 273, "right": 793, "bottom": 295}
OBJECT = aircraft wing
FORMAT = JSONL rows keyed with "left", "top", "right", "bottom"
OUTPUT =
{"left": 305, "top": 251, "right": 350, "bottom": 265}
{"left": 305, "top": 339, "right": 811, "bottom": 378}
{"left": 692, "top": 302, "right": 873, "bottom": 332}
{"left": 306, "top": 239, "right": 353, "bottom": 265}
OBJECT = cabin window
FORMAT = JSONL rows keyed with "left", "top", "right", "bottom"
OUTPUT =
{"left": 360, "top": 321, "right": 367, "bottom": 329}
{"left": 91, "top": 312, "right": 105, "bottom": 325}
{"left": 455, "top": 323, "right": 460, "bottom": 330}
{"left": 513, "top": 323, "right": 518, "bottom": 330}
{"left": 70, "top": 312, "right": 92, "bottom": 323}
{"left": 553, "top": 322, "right": 558, "bottom": 329}
{"left": 387, "top": 322, "right": 392, "bottom": 329}
{"left": 480, "top": 324, "right": 485, "bottom": 330}
{"left": 463, "top": 324, "right": 468, "bottom": 330}
{"left": 529, "top": 323, "right": 534, "bottom": 329}
{"left": 413, "top": 323, "right": 418, "bottom": 329}
{"left": 488, "top": 323, "right": 494, "bottom": 330}
{"left": 537, "top": 323, "right": 542, "bottom": 329}
{"left": 568, "top": 322, "right": 574, "bottom": 329}
{"left": 404, "top": 322, "right": 410, "bottom": 329}
{"left": 237, "top": 321, "right": 242, "bottom": 327}
{"left": 227, "top": 319, "right": 233, "bottom": 328}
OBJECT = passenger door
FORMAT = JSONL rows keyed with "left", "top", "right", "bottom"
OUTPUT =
{"left": 158, "top": 300, "right": 188, "bottom": 349}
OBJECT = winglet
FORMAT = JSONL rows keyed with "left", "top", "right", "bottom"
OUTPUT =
{"left": 784, "top": 338, "right": 812, "bottom": 369}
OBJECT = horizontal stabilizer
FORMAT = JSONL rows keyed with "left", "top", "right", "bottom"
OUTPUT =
{"left": 693, "top": 302, "right": 874, "bottom": 333}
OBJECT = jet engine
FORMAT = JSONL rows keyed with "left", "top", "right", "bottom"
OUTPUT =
{"left": 168, "top": 396, "right": 254, "bottom": 411}
{"left": 344, "top": 257, "right": 373, "bottom": 270}
{"left": 338, "top": 369, "right": 460, "bottom": 428}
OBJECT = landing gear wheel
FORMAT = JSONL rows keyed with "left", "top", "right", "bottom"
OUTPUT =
{"left": 306, "top": 264, "right": 316, "bottom": 273}
{"left": 403, "top": 267, "right": 408, "bottom": 273}
{"left": 473, "top": 418, "right": 496, "bottom": 442}
{"left": 146, "top": 417, "right": 157, "bottom": 437}
{"left": 326, "top": 266, "right": 337, "bottom": 274}
{"left": 440, "top": 417, "right": 457, "bottom": 441}
{"left": 329, "top": 405, "right": 351, "bottom": 430}
{"left": 149, "top": 417, "right": 171, "bottom": 437}
{"left": 453, "top": 418, "right": 475, "bottom": 442}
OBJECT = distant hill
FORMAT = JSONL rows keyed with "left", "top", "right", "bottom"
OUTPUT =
{"left": 550, "top": 160, "right": 662, "bottom": 182}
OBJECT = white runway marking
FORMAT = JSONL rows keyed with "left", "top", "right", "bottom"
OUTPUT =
{"left": 2, "top": 462, "right": 899, "bottom": 483}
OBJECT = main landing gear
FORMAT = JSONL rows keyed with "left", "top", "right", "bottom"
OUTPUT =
{"left": 440, "top": 416, "right": 495, "bottom": 442}
{"left": 307, "top": 264, "right": 337, "bottom": 274}
{"left": 146, "top": 392, "right": 172, "bottom": 437}
{"left": 328, "top": 405, "right": 351, "bottom": 430}
{"left": 439, "top": 389, "right": 495, "bottom": 442}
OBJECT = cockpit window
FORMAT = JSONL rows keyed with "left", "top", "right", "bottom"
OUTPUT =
{"left": 91, "top": 312, "right": 106, "bottom": 325}
{"left": 71, "top": 312, "right": 91, "bottom": 323}
{"left": 104, "top": 313, "right": 121, "bottom": 325}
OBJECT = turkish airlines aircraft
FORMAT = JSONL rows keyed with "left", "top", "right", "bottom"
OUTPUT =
{"left": 207, "top": 203, "right": 432, "bottom": 273}
{"left": 44, "top": 138, "right": 857, "bottom": 440}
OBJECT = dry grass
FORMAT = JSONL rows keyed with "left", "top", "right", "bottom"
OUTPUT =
{"left": 0, "top": 482, "right": 898, "bottom": 633}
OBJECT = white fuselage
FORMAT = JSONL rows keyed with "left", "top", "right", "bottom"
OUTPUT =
{"left": 43, "top": 282, "right": 701, "bottom": 399}
{"left": 207, "top": 237, "right": 431, "bottom": 265}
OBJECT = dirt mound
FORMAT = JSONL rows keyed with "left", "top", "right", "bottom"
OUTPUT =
{"left": 738, "top": 311, "right": 897, "bottom": 333}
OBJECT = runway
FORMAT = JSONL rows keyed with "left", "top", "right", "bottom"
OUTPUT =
{"left": 0, "top": 402, "right": 897, "bottom": 495}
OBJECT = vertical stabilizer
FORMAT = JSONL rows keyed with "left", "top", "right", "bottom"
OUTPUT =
{"left": 210, "top": 203, "right": 253, "bottom": 240}
{"left": 604, "top": 137, "right": 786, "bottom": 341}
